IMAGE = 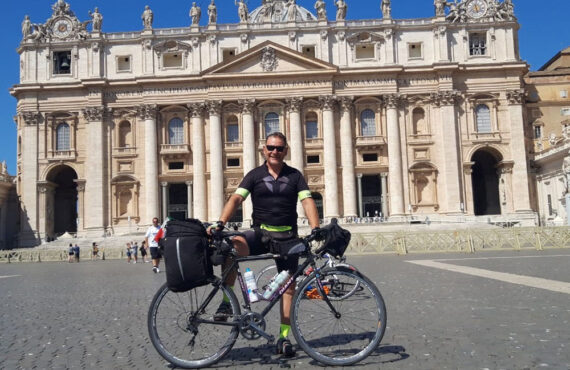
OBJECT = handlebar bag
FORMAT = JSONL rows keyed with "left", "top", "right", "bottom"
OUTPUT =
{"left": 160, "top": 219, "right": 213, "bottom": 292}
{"left": 321, "top": 219, "right": 351, "bottom": 258}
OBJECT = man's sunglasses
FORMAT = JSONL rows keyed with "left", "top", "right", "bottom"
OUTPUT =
{"left": 266, "top": 145, "right": 286, "bottom": 152}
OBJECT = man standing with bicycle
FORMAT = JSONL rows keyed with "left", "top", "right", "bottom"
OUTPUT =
{"left": 213, "top": 132, "right": 321, "bottom": 357}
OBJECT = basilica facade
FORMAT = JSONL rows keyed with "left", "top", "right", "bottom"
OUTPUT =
{"left": 12, "top": 0, "right": 535, "bottom": 246}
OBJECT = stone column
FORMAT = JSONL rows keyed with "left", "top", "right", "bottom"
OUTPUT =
{"left": 463, "top": 163, "right": 475, "bottom": 214}
{"left": 506, "top": 90, "right": 532, "bottom": 212}
{"left": 357, "top": 173, "right": 363, "bottom": 217}
{"left": 208, "top": 101, "right": 224, "bottom": 219}
{"left": 320, "top": 95, "right": 339, "bottom": 218}
{"left": 138, "top": 105, "right": 159, "bottom": 222}
{"left": 435, "top": 91, "right": 463, "bottom": 213}
{"left": 83, "top": 106, "right": 106, "bottom": 231}
{"left": 339, "top": 97, "right": 357, "bottom": 218}
{"left": 186, "top": 181, "right": 193, "bottom": 219}
{"left": 37, "top": 182, "right": 55, "bottom": 242}
{"left": 287, "top": 97, "right": 305, "bottom": 218}
{"left": 74, "top": 180, "right": 86, "bottom": 231}
{"left": 20, "top": 112, "right": 40, "bottom": 246}
{"left": 189, "top": 103, "right": 207, "bottom": 221}
{"left": 161, "top": 182, "right": 168, "bottom": 220}
{"left": 385, "top": 94, "right": 405, "bottom": 216}
{"left": 381, "top": 173, "right": 388, "bottom": 218}
{"left": 239, "top": 99, "right": 256, "bottom": 226}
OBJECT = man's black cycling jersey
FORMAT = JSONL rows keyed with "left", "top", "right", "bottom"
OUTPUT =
{"left": 235, "top": 162, "right": 312, "bottom": 229}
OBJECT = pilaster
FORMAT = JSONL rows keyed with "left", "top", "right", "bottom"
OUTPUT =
{"left": 189, "top": 102, "right": 207, "bottom": 221}
{"left": 138, "top": 104, "right": 159, "bottom": 222}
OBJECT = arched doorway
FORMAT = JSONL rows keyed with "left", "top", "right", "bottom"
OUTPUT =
{"left": 471, "top": 150, "right": 501, "bottom": 216}
{"left": 46, "top": 165, "right": 78, "bottom": 234}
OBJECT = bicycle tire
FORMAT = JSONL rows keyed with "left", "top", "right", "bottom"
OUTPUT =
{"left": 148, "top": 282, "right": 241, "bottom": 369}
{"left": 291, "top": 267, "right": 387, "bottom": 366}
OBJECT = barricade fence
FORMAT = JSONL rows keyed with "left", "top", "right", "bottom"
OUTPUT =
{"left": 1, "top": 227, "right": 569, "bottom": 263}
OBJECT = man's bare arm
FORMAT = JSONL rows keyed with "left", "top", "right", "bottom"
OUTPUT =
{"left": 301, "top": 197, "right": 320, "bottom": 229}
{"left": 218, "top": 194, "right": 245, "bottom": 225}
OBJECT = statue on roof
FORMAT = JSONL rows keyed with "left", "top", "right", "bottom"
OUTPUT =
{"left": 315, "top": 0, "right": 327, "bottom": 21}
{"left": 89, "top": 7, "right": 103, "bottom": 32}
{"left": 236, "top": 0, "right": 249, "bottom": 23}
{"left": 336, "top": 0, "right": 347, "bottom": 21}
{"left": 381, "top": 0, "right": 391, "bottom": 19}
{"left": 434, "top": 0, "right": 446, "bottom": 16}
{"left": 1, "top": 161, "right": 7, "bottom": 175}
{"left": 498, "top": 0, "right": 515, "bottom": 21}
{"left": 22, "top": 15, "right": 32, "bottom": 39}
{"left": 208, "top": 0, "right": 217, "bottom": 24}
{"left": 190, "top": 2, "right": 201, "bottom": 26}
{"left": 286, "top": 0, "right": 297, "bottom": 22}
{"left": 142, "top": 5, "right": 153, "bottom": 29}
{"left": 52, "top": 0, "right": 74, "bottom": 17}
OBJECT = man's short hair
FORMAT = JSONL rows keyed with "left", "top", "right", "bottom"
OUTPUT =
{"left": 266, "top": 132, "right": 288, "bottom": 147}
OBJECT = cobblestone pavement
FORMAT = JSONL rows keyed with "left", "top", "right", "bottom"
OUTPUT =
{"left": 1, "top": 249, "right": 569, "bottom": 369}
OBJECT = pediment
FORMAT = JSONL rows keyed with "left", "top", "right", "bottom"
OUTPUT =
{"left": 203, "top": 41, "right": 338, "bottom": 78}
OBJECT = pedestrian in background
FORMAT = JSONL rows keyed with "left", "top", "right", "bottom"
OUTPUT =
{"left": 132, "top": 241, "right": 139, "bottom": 264}
{"left": 140, "top": 240, "right": 148, "bottom": 263}
{"left": 68, "top": 243, "right": 74, "bottom": 263}
{"left": 126, "top": 242, "right": 132, "bottom": 263}
{"left": 73, "top": 244, "right": 80, "bottom": 262}
{"left": 91, "top": 242, "right": 99, "bottom": 261}
{"left": 145, "top": 217, "right": 162, "bottom": 273}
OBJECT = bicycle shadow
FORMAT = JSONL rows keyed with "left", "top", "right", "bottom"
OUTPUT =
{"left": 170, "top": 342, "right": 408, "bottom": 368}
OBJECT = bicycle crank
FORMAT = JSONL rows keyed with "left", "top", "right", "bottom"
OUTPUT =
{"left": 238, "top": 312, "right": 272, "bottom": 341}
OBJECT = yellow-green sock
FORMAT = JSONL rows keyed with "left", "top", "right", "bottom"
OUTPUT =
{"left": 223, "top": 285, "right": 234, "bottom": 303}
{"left": 279, "top": 324, "right": 291, "bottom": 339}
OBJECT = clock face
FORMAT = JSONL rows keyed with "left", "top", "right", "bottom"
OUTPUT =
{"left": 467, "top": 0, "right": 488, "bottom": 19}
{"left": 53, "top": 18, "right": 72, "bottom": 38}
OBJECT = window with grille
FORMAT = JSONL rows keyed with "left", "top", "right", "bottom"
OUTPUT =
{"left": 264, "top": 112, "right": 280, "bottom": 136}
{"left": 56, "top": 123, "right": 70, "bottom": 151}
{"left": 168, "top": 118, "right": 184, "bottom": 145}
{"left": 360, "top": 109, "right": 376, "bottom": 136}
{"left": 534, "top": 125, "right": 542, "bottom": 139}
{"left": 469, "top": 33, "right": 487, "bottom": 56}
{"left": 475, "top": 104, "right": 492, "bottom": 133}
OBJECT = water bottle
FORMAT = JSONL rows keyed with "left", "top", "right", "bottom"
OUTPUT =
{"left": 262, "top": 270, "right": 290, "bottom": 300}
{"left": 244, "top": 268, "right": 259, "bottom": 303}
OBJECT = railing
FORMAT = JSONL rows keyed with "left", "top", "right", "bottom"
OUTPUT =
{"left": 49, "top": 150, "right": 76, "bottom": 160}
{"left": 355, "top": 135, "right": 386, "bottom": 147}
{"left": 113, "top": 147, "right": 137, "bottom": 156}
{"left": 160, "top": 144, "right": 190, "bottom": 154}
{"left": 3, "top": 227, "right": 569, "bottom": 263}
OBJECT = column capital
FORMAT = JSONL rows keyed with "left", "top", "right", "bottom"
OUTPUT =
{"left": 383, "top": 94, "right": 403, "bottom": 109}
{"left": 286, "top": 97, "right": 303, "bottom": 113}
{"left": 206, "top": 100, "right": 223, "bottom": 116}
{"left": 82, "top": 106, "right": 106, "bottom": 122}
{"left": 356, "top": 173, "right": 363, "bottom": 179}
{"left": 319, "top": 95, "right": 337, "bottom": 111}
{"left": 188, "top": 103, "right": 205, "bottom": 118}
{"left": 160, "top": 182, "right": 169, "bottom": 187}
{"left": 137, "top": 104, "right": 158, "bottom": 120}
{"left": 506, "top": 89, "right": 525, "bottom": 105}
{"left": 380, "top": 172, "right": 389, "bottom": 179}
{"left": 463, "top": 161, "right": 475, "bottom": 175}
{"left": 74, "top": 179, "right": 86, "bottom": 192}
{"left": 238, "top": 99, "right": 256, "bottom": 114}
{"left": 21, "top": 111, "right": 42, "bottom": 126}
{"left": 431, "top": 90, "right": 462, "bottom": 106}
{"left": 339, "top": 96, "right": 354, "bottom": 113}
{"left": 185, "top": 180, "right": 193, "bottom": 186}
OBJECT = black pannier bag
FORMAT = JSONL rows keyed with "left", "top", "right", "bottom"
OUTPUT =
{"left": 159, "top": 219, "right": 213, "bottom": 292}
{"left": 321, "top": 218, "right": 351, "bottom": 258}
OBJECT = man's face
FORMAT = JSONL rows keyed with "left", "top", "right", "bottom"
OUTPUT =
{"left": 152, "top": 218, "right": 159, "bottom": 226}
{"left": 263, "top": 136, "right": 288, "bottom": 166}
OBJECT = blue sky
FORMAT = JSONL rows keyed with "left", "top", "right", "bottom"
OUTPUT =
{"left": 1, "top": 0, "right": 569, "bottom": 175}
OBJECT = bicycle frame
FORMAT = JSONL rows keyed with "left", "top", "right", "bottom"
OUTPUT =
{"left": 189, "top": 243, "right": 339, "bottom": 341}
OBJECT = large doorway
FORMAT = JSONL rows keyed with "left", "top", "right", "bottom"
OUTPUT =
{"left": 362, "top": 175, "right": 382, "bottom": 217}
{"left": 168, "top": 183, "right": 188, "bottom": 221}
{"left": 472, "top": 150, "right": 501, "bottom": 216}
{"left": 47, "top": 165, "right": 78, "bottom": 234}
{"left": 312, "top": 192, "right": 324, "bottom": 220}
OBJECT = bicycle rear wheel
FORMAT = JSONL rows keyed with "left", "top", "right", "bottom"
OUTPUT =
{"left": 291, "top": 267, "right": 387, "bottom": 366}
{"left": 148, "top": 282, "right": 240, "bottom": 369}
{"left": 255, "top": 264, "right": 278, "bottom": 292}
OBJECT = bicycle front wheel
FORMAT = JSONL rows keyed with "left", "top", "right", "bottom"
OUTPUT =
{"left": 291, "top": 267, "right": 387, "bottom": 366}
{"left": 148, "top": 282, "right": 240, "bottom": 369}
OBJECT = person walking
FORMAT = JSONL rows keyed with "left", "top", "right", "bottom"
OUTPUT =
{"left": 126, "top": 242, "right": 132, "bottom": 263}
{"left": 132, "top": 241, "right": 139, "bottom": 264}
{"left": 145, "top": 217, "right": 162, "bottom": 273}
{"left": 73, "top": 244, "right": 80, "bottom": 262}
{"left": 68, "top": 243, "right": 74, "bottom": 263}
{"left": 140, "top": 240, "right": 148, "bottom": 263}
{"left": 91, "top": 242, "right": 99, "bottom": 261}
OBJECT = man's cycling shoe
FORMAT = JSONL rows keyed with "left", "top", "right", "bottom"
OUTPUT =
{"left": 213, "top": 301, "right": 232, "bottom": 322}
{"left": 276, "top": 338, "right": 296, "bottom": 357}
